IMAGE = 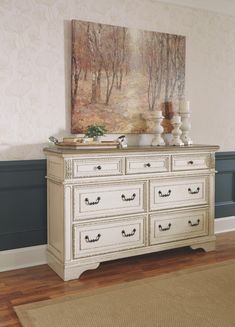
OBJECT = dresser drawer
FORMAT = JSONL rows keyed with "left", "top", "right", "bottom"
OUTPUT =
{"left": 150, "top": 176, "right": 208, "bottom": 210}
{"left": 73, "top": 182, "right": 146, "bottom": 220}
{"left": 71, "top": 157, "right": 124, "bottom": 178}
{"left": 150, "top": 209, "right": 208, "bottom": 245}
{"left": 172, "top": 153, "right": 210, "bottom": 171}
{"left": 73, "top": 216, "right": 145, "bottom": 258}
{"left": 126, "top": 155, "right": 170, "bottom": 174}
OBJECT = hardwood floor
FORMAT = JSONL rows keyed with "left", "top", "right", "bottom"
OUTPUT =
{"left": 0, "top": 232, "right": 235, "bottom": 327}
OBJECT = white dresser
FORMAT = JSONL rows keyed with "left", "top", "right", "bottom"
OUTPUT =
{"left": 44, "top": 145, "right": 219, "bottom": 281}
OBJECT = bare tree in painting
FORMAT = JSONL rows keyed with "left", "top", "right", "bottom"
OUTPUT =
{"left": 161, "top": 34, "right": 185, "bottom": 119}
{"left": 115, "top": 28, "right": 130, "bottom": 90}
{"left": 140, "top": 31, "right": 165, "bottom": 111}
{"left": 175, "top": 36, "right": 185, "bottom": 98}
{"left": 101, "top": 26, "right": 130, "bottom": 104}
{"left": 76, "top": 23, "right": 130, "bottom": 105}
{"left": 96, "top": 26, "right": 130, "bottom": 105}
{"left": 163, "top": 34, "right": 185, "bottom": 101}
{"left": 101, "top": 26, "right": 118, "bottom": 105}
{"left": 71, "top": 22, "right": 84, "bottom": 99}
{"left": 86, "top": 23, "right": 103, "bottom": 103}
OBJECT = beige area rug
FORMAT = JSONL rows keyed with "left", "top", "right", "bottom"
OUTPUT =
{"left": 15, "top": 260, "right": 235, "bottom": 327}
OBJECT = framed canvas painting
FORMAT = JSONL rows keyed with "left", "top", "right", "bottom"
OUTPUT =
{"left": 71, "top": 20, "right": 185, "bottom": 134}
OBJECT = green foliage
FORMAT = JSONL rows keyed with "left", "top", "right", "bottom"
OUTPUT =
{"left": 85, "top": 124, "right": 107, "bottom": 138}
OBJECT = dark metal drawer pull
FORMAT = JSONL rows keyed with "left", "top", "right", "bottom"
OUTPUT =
{"left": 121, "top": 193, "right": 136, "bottom": 201}
{"left": 122, "top": 228, "right": 136, "bottom": 237}
{"left": 188, "top": 219, "right": 200, "bottom": 227}
{"left": 188, "top": 160, "right": 194, "bottom": 165}
{"left": 145, "top": 163, "right": 151, "bottom": 167}
{"left": 158, "top": 190, "right": 171, "bottom": 197}
{"left": 96, "top": 165, "right": 102, "bottom": 170}
{"left": 85, "top": 233, "right": 101, "bottom": 243}
{"left": 188, "top": 187, "right": 200, "bottom": 194}
{"left": 85, "top": 196, "right": 101, "bottom": 205}
{"left": 158, "top": 223, "right": 171, "bottom": 231}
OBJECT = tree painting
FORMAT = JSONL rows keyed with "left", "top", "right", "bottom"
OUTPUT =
{"left": 71, "top": 20, "right": 185, "bottom": 134}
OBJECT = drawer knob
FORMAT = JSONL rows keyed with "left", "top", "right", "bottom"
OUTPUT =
{"left": 85, "top": 196, "right": 101, "bottom": 205}
{"left": 145, "top": 163, "right": 151, "bottom": 168}
{"left": 158, "top": 223, "right": 171, "bottom": 231}
{"left": 85, "top": 233, "right": 101, "bottom": 243}
{"left": 188, "top": 219, "right": 200, "bottom": 227}
{"left": 96, "top": 165, "right": 102, "bottom": 170}
{"left": 188, "top": 160, "right": 194, "bottom": 165}
{"left": 121, "top": 193, "right": 136, "bottom": 202}
{"left": 188, "top": 187, "right": 200, "bottom": 195}
{"left": 158, "top": 190, "right": 171, "bottom": 198}
{"left": 121, "top": 228, "right": 136, "bottom": 237}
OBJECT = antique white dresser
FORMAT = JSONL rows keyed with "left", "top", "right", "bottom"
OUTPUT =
{"left": 44, "top": 145, "right": 219, "bottom": 281}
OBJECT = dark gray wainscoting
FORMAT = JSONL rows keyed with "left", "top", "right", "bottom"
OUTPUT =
{"left": 215, "top": 152, "right": 235, "bottom": 218}
{"left": 0, "top": 160, "right": 47, "bottom": 251}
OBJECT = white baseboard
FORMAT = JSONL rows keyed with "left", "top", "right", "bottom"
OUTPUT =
{"left": 0, "top": 244, "right": 47, "bottom": 272}
{"left": 0, "top": 217, "right": 234, "bottom": 273}
{"left": 215, "top": 216, "right": 235, "bottom": 234}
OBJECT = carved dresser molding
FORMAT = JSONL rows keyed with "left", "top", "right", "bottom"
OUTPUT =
{"left": 44, "top": 145, "right": 219, "bottom": 281}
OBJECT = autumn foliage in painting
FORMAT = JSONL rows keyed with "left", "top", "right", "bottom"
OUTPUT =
{"left": 71, "top": 20, "right": 185, "bottom": 134}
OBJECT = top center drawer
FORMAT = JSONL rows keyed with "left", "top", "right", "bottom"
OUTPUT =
{"left": 72, "top": 157, "right": 124, "bottom": 178}
{"left": 126, "top": 155, "right": 170, "bottom": 174}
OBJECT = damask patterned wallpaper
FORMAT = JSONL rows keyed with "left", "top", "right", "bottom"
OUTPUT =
{"left": 0, "top": 0, "right": 235, "bottom": 159}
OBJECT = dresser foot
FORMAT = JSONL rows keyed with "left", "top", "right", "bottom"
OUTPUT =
{"left": 63, "top": 262, "right": 100, "bottom": 281}
{"left": 190, "top": 241, "right": 216, "bottom": 252}
{"left": 47, "top": 251, "right": 100, "bottom": 281}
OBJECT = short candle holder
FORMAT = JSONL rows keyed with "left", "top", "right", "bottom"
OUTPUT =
{"left": 151, "top": 111, "right": 165, "bottom": 146}
{"left": 170, "top": 115, "right": 184, "bottom": 146}
{"left": 179, "top": 110, "right": 193, "bottom": 145}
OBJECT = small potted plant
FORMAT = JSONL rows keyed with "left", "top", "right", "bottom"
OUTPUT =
{"left": 85, "top": 124, "right": 107, "bottom": 142}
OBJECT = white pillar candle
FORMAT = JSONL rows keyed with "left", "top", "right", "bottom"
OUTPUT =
{"left": 179, "top": 100, "right": 190, "bottom": 113}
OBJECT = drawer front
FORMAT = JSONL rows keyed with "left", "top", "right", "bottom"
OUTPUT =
{"left": 73, "top": 182, "right": 146, "bottom": 220}
{"left": 72, "top": 157, "right": 124, "bottom": 178}
{"left": 73, "top": 216, "right": 145, "bottom": 258}
{"left": 150, "top": 176, "right": 208, "bottom": 210}
{"left": 172, "top": 153, "right": 210, "bottom": 171}
{"left": 126, "top": 155, "right": 170, "bottom": 174}
{"left": 150, "top": 209, "right": 208, "bottom": 245}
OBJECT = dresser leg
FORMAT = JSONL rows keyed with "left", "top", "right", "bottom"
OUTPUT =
{"left": 190, "top": 241, "right": 216, "bottom": 252}
{"left": 47, "top": 251, "right": 101, "bottom": 281}
{"left": 63, "top": 262, "right": 100, "bottom": 281}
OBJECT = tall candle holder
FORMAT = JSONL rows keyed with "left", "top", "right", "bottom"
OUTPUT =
{"left": 151, "top": 110, "right": 165, "bottom": 146}
{"left": 170, "top": 114, "right": 184, "bottom": 146}
{"left": 179, "top": 100, "right": 193, "bottom": 145}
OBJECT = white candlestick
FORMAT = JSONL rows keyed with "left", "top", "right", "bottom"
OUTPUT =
{"left": 151, "top": 111, "right": 165, "bottom": 146}
{"left": 170, "top": 114, "right": 184, "bottom": 146}
{"left": 179, "top": 111, "right": 193, "bottom": 145}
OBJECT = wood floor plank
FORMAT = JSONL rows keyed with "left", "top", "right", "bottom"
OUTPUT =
{"left": 0, "top": 232, "right": 234, "bottom": 327}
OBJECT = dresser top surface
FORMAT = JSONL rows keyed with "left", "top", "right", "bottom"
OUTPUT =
{"left": 44, "top": 144, "right": 219, "bottom": 157}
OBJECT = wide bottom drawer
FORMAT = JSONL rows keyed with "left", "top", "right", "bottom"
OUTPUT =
{"left": 73, "top": 216, "right": 145, "bottom": 258}
{"left": 150, "top": 208, "right": 208, "bottom": 245}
